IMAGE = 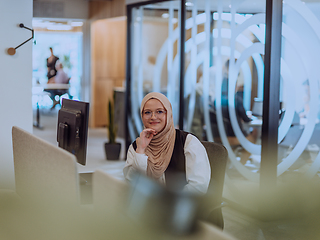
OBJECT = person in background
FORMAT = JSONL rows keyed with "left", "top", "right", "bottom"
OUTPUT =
{"left": 123, "top": 92, "right": 211, "bottom": 195}
{"left": 46, "top": 47, "right": 59, "bottom": 80}
{"left": 47, "top": 62, "right": 69, "bottom": 84}
{"left": 46, "top": 62, "right": 70, "bottom": 109}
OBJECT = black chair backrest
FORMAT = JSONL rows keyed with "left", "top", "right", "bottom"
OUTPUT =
{"left": 201, "top": 141, "right": 228, "bottom": 229}
{"left": 201, "top": 141, "right": 227, "bottom": 203}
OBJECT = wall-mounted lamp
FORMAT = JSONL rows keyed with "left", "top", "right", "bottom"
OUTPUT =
{"left": 7, "top": 23, "right": 34, "bottom": 56}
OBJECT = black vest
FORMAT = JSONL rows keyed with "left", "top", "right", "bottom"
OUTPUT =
{"left": 132, "top": 129, "right": 189, "bottom": 190}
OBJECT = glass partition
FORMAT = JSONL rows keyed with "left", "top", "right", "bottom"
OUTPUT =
{"left": 128, "top": 1, "right": 181, "bottom": 140}
{"left": 128, "top": 0, "right": 267, "bottom": 211}
{"left": 126, "top": 0, "right": 320, "bottom": 214}
{"left": 180, "top": 0, "right": 266, "bottom": 210}
{"left": 278, "top": 0, "right": 320, "bottom": 180}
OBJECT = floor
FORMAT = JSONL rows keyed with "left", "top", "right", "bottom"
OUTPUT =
{"left": 32, "top": 106, "right": 320, "bottom": 240}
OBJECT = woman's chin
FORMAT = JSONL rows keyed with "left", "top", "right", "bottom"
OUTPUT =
{"left": 155, "top": 127, "right": 165, "bottom": 134}
{"left": 145, "top": 124, "right": 165, "bottom": 134}
{"left": 149, "top": 127, "right": 158, "bottom": 132}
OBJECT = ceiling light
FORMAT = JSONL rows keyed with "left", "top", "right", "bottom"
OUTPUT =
{"left": 162, "top": 13, "right": 169, "bottom": 18}
{"left": 71, "top": 21, "right": 83, "bottom": 27}
{"left": 185, "top": 2, "right": 194, "bottom": 7}
{"left": 47, "top": 24, "right": 72, "bottom": 31}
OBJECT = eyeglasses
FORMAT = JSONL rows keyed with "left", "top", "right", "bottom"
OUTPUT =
{"left": 143, "top": 109, "right": 167, "bottom": 118}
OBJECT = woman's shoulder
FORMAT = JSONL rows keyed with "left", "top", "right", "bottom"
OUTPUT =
{"left": 131, "top": 140, "right": 137, "bottom": 150}
{"left": 174, "top": 129, "right": 202, "bottom": 149}
{"left": 175, "top": 129, "right": 189, "bottom": 137}
{"left": 175, "top": 129, "right": 199, "bottom": 141}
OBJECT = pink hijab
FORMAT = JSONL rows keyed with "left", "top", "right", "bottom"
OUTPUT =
{"left": 138, "top": 92, "right": 176, "bottom": 179}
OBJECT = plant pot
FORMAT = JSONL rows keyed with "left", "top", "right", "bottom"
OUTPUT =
{"left": 104, "top": 142, "right": 121, "bottom": 160}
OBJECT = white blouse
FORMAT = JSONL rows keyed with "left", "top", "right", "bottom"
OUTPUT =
{"left": 123, "top": 134, "right": 211, "bottom": 195}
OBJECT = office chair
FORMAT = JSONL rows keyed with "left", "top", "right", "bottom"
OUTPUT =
{"left": 200, "top": 141, "right": 228, "bottom": 229}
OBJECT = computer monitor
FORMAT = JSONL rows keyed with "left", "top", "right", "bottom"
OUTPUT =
{"left": 57, "top": 99, "right": 89, "bottom": 165}
{"left": 252, "top": 98, "right": 263, "bottom": 117}
{"left": 252, "top": 98, "right": 284, "bottom": 118}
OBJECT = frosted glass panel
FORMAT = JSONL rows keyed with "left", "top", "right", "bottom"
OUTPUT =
{"left": 278, "top": 0, "right": 320, "bottom": 178}
{"left": 129, "top": 1, "right": 181, "bottom": 140}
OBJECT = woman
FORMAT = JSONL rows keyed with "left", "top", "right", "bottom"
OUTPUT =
{"left": 46, "top": 47, "right": 59, "bottom": 80}
{"left": 123, "top": 92, "right": 211, "bottom": 194}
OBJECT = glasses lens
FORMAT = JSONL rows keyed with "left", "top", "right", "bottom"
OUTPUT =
{"left": 156, "top": 110, "right": 165, "bottom": 117}
{"left": 143, "top": 110, "right": 166, "bottom": 118}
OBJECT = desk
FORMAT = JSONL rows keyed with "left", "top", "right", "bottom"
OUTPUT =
{"left": 77, "top": 160, "right": 126, "bottom": 178}
{"left": 42, "top": 83, "right": 70, "bottom": 90}
{"left": 43, "top": 83, "right": 71, "bottom": 101}
{"left": 44, "top": 84, "right": 72, "bottom": 110}
{"left": 248, "top": 118, "right": 262, "bottom": 127}
{"left": 32, "top": 84, "right": 70, "bottom": 95}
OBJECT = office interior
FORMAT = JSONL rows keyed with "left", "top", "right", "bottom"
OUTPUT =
{"left": 1, "top": 0, "right": 320, "bottom": 239}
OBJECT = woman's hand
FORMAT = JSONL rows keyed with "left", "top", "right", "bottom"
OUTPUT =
{"left": 136, "top": 128, "right": 157, "bottom": 154}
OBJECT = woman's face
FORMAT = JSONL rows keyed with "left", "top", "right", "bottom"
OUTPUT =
{"left": 142, "top": 99, "right": 167, "bottom": 133}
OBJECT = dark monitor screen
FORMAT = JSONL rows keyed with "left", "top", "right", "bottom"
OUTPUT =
{"left": 57, "top": 99, "right": 89, "bottom": 165}
{"left": 252, "top": 98, "right": 283, "bottom": 118}
{"left": 252, "top": 98, "right": 263, "bottom": 117}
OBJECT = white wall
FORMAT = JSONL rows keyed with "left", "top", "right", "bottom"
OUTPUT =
{"left": 0, "top": 0, "right": 33, "bottom": 189}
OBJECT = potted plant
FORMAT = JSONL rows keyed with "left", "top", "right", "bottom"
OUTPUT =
{"left": 61, "top": 54, "right": 72, "bottom": 74}
{"left": 104, "top": 95, "right": 121, "bottom": 160}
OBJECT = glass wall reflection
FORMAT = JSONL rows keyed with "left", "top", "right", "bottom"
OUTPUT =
{"left": 129, "top": 1, "right": 181, "bottom": 140}
{"left": 181, "top": 0, "right": 266, "bottom": 209}
{"left": 278, "top": 0, "right": 320, "bottom": 180}
{"left": 127, "top": 0, "right": 320, "bottom": 211}
{"left": 128, "top": 0, "right": 267, "bottom": 209}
